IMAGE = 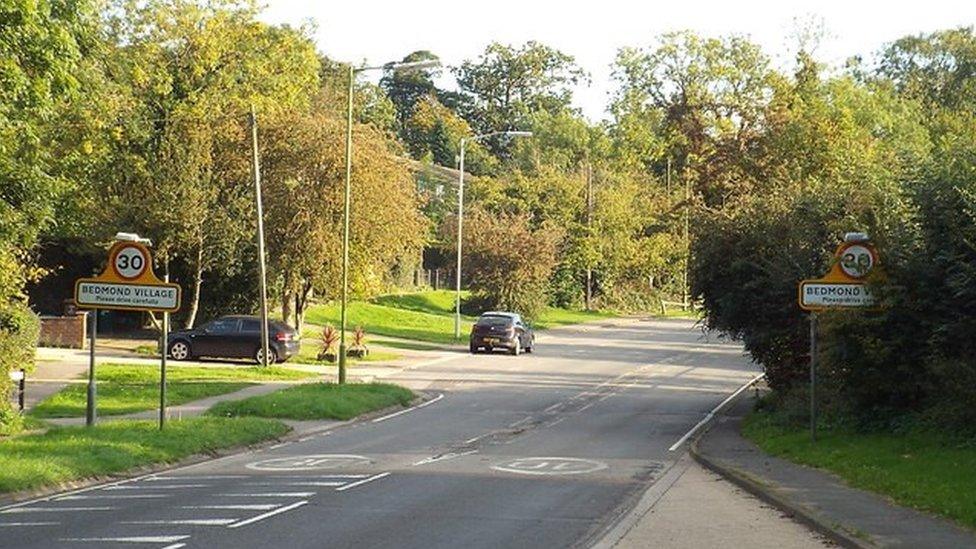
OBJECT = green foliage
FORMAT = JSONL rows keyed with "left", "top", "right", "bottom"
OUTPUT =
{"left": 453, "top": 208, "right": 561, "bottom": 320}
{"left": 0, "top": 417, "right": 288, "bottom": 494}
{"left": 744, "top": 407, "right": 976, "bottom": 530}
{"left": 208, "top": 382, "right": 414, "bottom": 421}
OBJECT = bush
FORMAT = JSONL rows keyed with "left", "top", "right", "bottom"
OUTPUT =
{"left": 0, "top": 301, "right": 40, "bottom": 432}
{"left": 451, "top": 208, "right": 561, "bottom": 321}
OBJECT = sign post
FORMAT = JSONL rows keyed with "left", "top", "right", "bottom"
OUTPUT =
{"left": 798, "top": 233, "right": 880, "bottom": 442}
{"left": 75, "top": 237, "right": 181, "bottom": 428}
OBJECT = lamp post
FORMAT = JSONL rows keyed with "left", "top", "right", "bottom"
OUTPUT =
{"left": 454, "top": 131, "right": 533, "bottom": 340}
{"left": 339, "top": 59, "right": 439, "bottom": 384}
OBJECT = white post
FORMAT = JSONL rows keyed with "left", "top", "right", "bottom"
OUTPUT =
{"left": 250, "top": 106, "right": 270, "bottom": 368}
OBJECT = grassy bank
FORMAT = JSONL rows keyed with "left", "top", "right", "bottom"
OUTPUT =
{"left": 31, "top": 364, "right": 314, "bottom": 418}
{"left": 208, "top": 382, "right": 414, "bottom": 421}
{"left": 304, "top": 290, "right": 616, "bottom": 344}
{"left": 0, "top": 417, "right": 289, "bottom": 494}
{"left": 743, "top": 410, "right": 976, "bottom": 529}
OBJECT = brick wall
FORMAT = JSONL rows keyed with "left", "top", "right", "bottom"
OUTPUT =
{"left": 39, "top": 313, "right": 88, "bottom": 349}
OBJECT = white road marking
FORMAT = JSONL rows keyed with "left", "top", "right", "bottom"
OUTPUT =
{"left": 335, "top": 472, "right": 391, "bottom": 492}
{"left": 104, "top": 484, "right": 208, "bottom": 490}
{"left": 2, "top": 507, "right": 116, "bottom": 513}
{"left": 298, "top": 436, "right": 314, "bottom": 442}
{"left": 56, "top": 494, "right": 169, "bottom": 500}
{"left": 227, "top": 500, "right": 308, "bottom": 528}
{"left": 269, "top": 442, "right": 292, "bottom": 449}
{"left": 148, "top": 475, "right": 246, "bottom": 481}
{"left": 668, "top": 373, "right": 764, "bottom": 452}
{"left": 544, "top": 403, "right": 562, "bottom": 413}
{"left": 246, "top": 454, "right": 371, "bottom": 471}
{"left": 180, "top": 505, "right": 279, "bottom": 510}
{"left": 371, "top": 393, "right": 444, "bottom": 423}
{"left": 0, "top": 522, "right": 59, "bottom": 526}
{"left": 264, "top": 474, "right": 369, "bottom": 479}
{"left": 242, "top": 481, "right": 345, "bottom": 487}
{"left": 123, "top": 519, "right": 237, "bottom": 526}
{"left": 219, "top": 492, "right": 315, "bottom": 497}
{"left": 412, "top": 450, "right": 477, "bottom": 466}
{"left": 464, "top": 435, "right": 483, "bottom": 444}
{"left": 62, "top": 535, "right": 189, "bottom": 543}
{"left": 161, "top": 544, "right": 187, "bottom": 549}
{"left": 491, "top": 457, "right": 608, "bottom": 476}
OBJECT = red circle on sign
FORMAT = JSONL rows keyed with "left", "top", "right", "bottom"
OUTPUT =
{"left": 111, "top": 245, "right": 148, "bottom": 280}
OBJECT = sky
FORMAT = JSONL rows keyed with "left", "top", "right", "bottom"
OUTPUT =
{"left": 259, "top": 0, "right": 976, "bottom": 121}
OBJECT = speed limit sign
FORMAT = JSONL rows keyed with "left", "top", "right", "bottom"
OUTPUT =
{"left": 111, "top": 244, "right": 148, "bottom": 280}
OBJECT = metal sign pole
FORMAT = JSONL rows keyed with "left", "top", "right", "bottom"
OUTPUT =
{"left": 86, "top": 309, "right": 97, "bottom": 427}
{"left": 160, "top": 259, "right": 169, "bottom": 430}
{"left": 809, "top": 311, "right": 817, "bottom": 442}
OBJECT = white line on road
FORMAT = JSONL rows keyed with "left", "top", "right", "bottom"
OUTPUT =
{"left": 179, "top": 505, "right": 280, "bottom": 510}
{"left": 269, "top": 442, "right": 292, "bottom": 449}
{"left": 668, "top": 373, "right": 764, "bottom": 452}
{"left": 227, "top": 500, "right": 308, "bottom": 529}
{"left": 148, "top": 475, "right": 246, "bottom": 481}
{"left": 61, "top": 535, "right": 190, "bottom": 543}
{"left": 104, "top": 484, "right": 208, "bottom": 490}
{"left": 219, "top": 492, "right": 315, "bottom": 497}
{"left": 464, "top": 435, "right": 483, "bottom": 444}
{"left": 412, "top": 450, "right": 477, "bottom": 466}
{"left": 372, "top": 393, "right": 444, "bottom": 423}
{"left": 56, "top": 494, "right": 169, "bottom": 500}
{"left": 335, "top": 472, "right": 390, "bottom": 492}
{"left": 0, "top": 522, "right": 59, "bottom": 526}
{"left": 2, "top": 507, "right": 116, "bottom": 513}
{"left": 242, "top": 481, "right": 346, "bottom": 487}
{"left": 161, "top": 544, "right": 186, "bottom": 549}
{"left": 123, "top": 519, "right": 238, "bottom": 526}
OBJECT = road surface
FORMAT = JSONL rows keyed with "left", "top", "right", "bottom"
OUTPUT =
{"left": 2, "top": 318, "right": 823, "bottom": 548}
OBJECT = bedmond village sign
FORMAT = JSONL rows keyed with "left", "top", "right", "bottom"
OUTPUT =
{"left": 797, "top": 232, "right": 881, "bottom": 441}
{"left": 74, "top": 234, "right": 181, "bottom": 428}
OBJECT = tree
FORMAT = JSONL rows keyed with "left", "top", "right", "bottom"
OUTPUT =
{"left": 379, "top": 50, "right": 441, "bottom": 133}
{"left": 0, "top": 0, "right": 97, "bottom": 431}
{"left": 403, "top": 95, "right": 495, "bottom": 174}
{"left": 76, "top": 0, "right": 321, "bottom": 327}
{"left": 455, "top": 41, "right": 586, "bottom": 157}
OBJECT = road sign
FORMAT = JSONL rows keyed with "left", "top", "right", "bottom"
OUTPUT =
{"left": 75, "top": 241, "right": 181, "bottom": 313}
{"left": 799, "top": 240, "right": 880, "bottom": 312}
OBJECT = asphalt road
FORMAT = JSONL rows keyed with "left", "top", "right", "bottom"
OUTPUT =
{"left": 3, "top": 317, "right": 768, "bottom": 549}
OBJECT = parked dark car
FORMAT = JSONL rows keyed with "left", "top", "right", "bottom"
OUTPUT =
{"left": 167, "top": 315, "right": 300, "bottom": 363}
{"left": 469, "top": 312, "right": 534, "bottom": 356}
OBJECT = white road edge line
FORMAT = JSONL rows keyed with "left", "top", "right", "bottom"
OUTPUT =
{"left": 61, "top": 535, "right": 189, "bottom": 543}
{"left": 668, "top": 373, "right": 764, "bottom": 452}
{"left": 335, "top": 472, "right": 390, "bottom": 492}
{"left": 161, "top": 544, "right": 187, "bottom": 549}
{"left": 227, "top": 500, "right": 308, "bottom": 528}
{"left": 219, "top": 492, "right": 315, "bottom": 497}
{"left": 372, "top": 393, "right": 444, "bottom": 423}
{"left": 123, "top": 519, "right": 238, "bottom": 526}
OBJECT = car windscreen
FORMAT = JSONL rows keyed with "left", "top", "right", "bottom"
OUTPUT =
{"left": 476, "top": 316, "right": 513, "bottom": 327}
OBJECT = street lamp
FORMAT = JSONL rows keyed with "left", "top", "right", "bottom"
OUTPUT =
{"left": 454, "top": 130, "right": 533, "bottom": 340}
{"left": 339, "top": 58, "right": 440, "bottom": 384}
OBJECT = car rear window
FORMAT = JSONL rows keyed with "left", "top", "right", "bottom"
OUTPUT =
{"left": 477, "top": 316, "right": 513, "bottom": 327}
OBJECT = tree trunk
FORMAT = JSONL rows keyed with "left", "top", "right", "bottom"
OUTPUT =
{"left": 184, "top": 245, "right": 204, "bottom": 329}
{"left": 282, "top": 288, "right": 294, "bottom": 328}
{"left": 295, "top": 281, "right": 313, "bottom": 335}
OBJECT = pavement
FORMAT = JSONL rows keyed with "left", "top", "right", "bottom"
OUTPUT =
{"left": 691, "top": 393, "right": 976, "bottom": 549}
{"left": 3, "top": 318, "right": 830, "bottom": 548}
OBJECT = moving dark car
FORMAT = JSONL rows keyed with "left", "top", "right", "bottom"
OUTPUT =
{"left": 167, "top": 315, "right": 300, "bottom": 363}
{"left": 469, "top": 312, "right": 534, "bottom": 355}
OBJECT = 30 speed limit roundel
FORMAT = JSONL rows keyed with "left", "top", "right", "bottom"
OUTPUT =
{"left": 839, "top": 244, "right": 876, "bottom": 279}
{"left": 112, "top": 244, "right": 148, "bottom": 280}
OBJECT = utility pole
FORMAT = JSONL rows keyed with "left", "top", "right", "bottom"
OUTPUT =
{"left": 454, "top": 139, "right": 466, "bottom": 340}
{"left": 250, "top": 106, "right": 270, "bottom": 368}
{"left": 86, "top": 309, "right": 97, "bottom": 427}
{"left": 682, "top": 171, "right": 691, "bottom": 310}
{"left": 339, "top": 65, "right": 355, "bottom": 384}
{"left": 585, "top": 163, "right": 593, "bottom": 311}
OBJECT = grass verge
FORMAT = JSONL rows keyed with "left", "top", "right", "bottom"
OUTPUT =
{"left": 30, "top": 364, "right": 314, "bottom": 419}
{"left": 305, "top": 289, "right": 618, "bottom": 344}
{"left": 0, "top": 417, "right": 288, "bottom": 494}
{"left": 208, "top": 382, "right": 415, "bottom": 421}
{"left": 743, "top": 409, "right": 976, "bottom": 530}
